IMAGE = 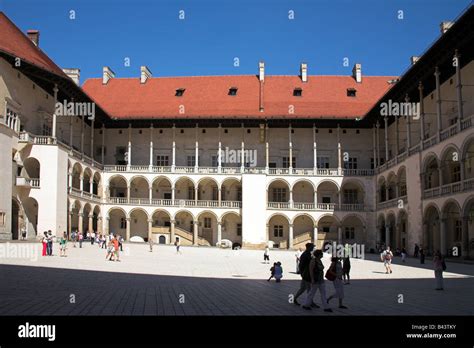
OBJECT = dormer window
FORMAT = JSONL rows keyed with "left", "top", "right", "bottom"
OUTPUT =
{"left": 293, "top": 88, "right": 302, "bottom": 97}
{"left": 228, "top": 87, "right": 238, "bottom": 96}
{"left": 347, "top": 88, "right": 357, "bottom": 97}
{"left": 175, "top": 88, "right": 185, "bottom": 97}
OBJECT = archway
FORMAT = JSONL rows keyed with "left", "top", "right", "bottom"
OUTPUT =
{"left": 378, "top": 177, "right": 386, "bottom": 202}
{"left": 197, "top": 178, "right": 219, "bottom": 202}
{"left": 442, "top": 200, "right": 462, "bottom": 257}
{"left": 109, "top": 175, "right": 127, "bottom": 199}
{"left": 268, "top": 214, "right": 290, "bottom": 249}
{"left": 293, "top": 214, "right": 314, "bottom": 249}
{"left": 152, "top": 177, "right": 172, "bottom": 200}
{"left": 397, "top": 167, "right": 407, "bottom": 197}
{"left": 130, "top": 176, "right": 149, "bottom": 201}
{"left": 108, "top": 208, "right": 127, "bottom": 238}
{"left": 21, "top": 157, "right": 40, "bottom": 179}
{"left": 387, "top": 172, "right": 397, "bottom": 200}
{"left": 174, "top": 210, "right": 195, "bottom": 245}
{"left": 175, "top": 177, "right": 195, "bottom": 201}
{"left": 151, "top": 210, "right": 172, "bottom": 243}
{"left": 197, "top": 211, "right": 218, "bottom": 246}
{"left": 221, "top": 178, "right": 241, "bottom": 202}
{"left": 22, "top": 197, "right": 38, "bottom": 238}
{"left": 341, "top": 180, "right": 365, "bottom": 208}
{"left": 386, "top": 213, "right": 396, "bottom": 249}
{"left": 423, "top": 155, "right": 440, "bottom": 189}
{"left": 424, "top": 205, "right": 440, "bottom": 256}
{"left": 92, "top": 172, "right": 101, "bottom": 196}
{"left": 440, "top": 145, "right": 461, "bottom": 185}
{"left": 397, "top": 210, "right": 408, "bottom": 249}
{"left": 130, "top": 209, "right": 149, "bottom": 240}
{"left": 462, "top": 137, "right": 474, "bottom": 180}
{"left": 221, "top": 212, "right": 242, "bottom": 246}
{"left": 71, "top": 163, "right": 82, "bottom": 190}
{"left": 292, "top": 180, "right": 315, "bottom": 204}
{"left": 341, "top": 215, "right": 365, "bottom": 245}
{"left": 317, "top": 215, "right": 339, "bottom": 250}
{"left": 83, "top": 168, "right": 92, "bottom": 193}
{"left": 268, "top": 180, "right": 290, "bottom": 203}
{"left": 11, "top": 199, "right": 21, "bottom": 240}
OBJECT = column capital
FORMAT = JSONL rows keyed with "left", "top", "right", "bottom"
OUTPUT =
{"left": 126, "top": 217, "right": 131, "bottom": 222}
{"left": 147, "top": 219, "right": 153, "bottom": 223}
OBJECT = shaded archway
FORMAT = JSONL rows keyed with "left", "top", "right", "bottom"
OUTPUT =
{"left": 83, "top": 168, "right": 92, "bottom": 193}
{"left": 71, "top": 163, "right": 82, "bottom": 190}
{"left": 341, "top": 214, "right": 365, "bottom": 245}
{"left": 316, "top": 180, "right": 339, "bottom": 208}
{"left": 174, "top": 177, "right": 196, "bottom": 201}
{"left": 197, "top": 177, "right": 219, "bottom": 202}
{"left": 462, "top": 196, "right": 474, "bottom": 258}
{"left": 129, "top": 208, "right": 149, "bottom": 240}
{"left": 108, "top": 207, "right": 127, "bottom": 238}
{"left": 378, "top": 176, "right": 387, "bottom": 202}
{"left": 221, "top": 178, "right": 241, "bottom": 202}
{"left": 440, "top": 145, "right": 461, "bottom": 185}
{"left": 462, "top": 136, "right": 474, "bottom": 180}
{"left": 109, "top": 175, "right": 127, "bottom": 199}
{"left": 268, "top": 179, "right": 290, "bottom": 203}
{"left": 423, "top": 204, "right": 441, "bottom": 256}
{"left": 423, "top": 154, "right": 440, "bottom": 189}
{"left": 151, "top": 209, "right": 172, "bottom": 244}
{"left": 130, "top": 176, "right": 149, "bottom": 200}
{"left": 292, "top": 214, "right": 314, "bottom": 249}
{"left": 292, "top": 180, "right": 315, "bottom": 204}
{"left": 21, "top": 157, "right": 40, "bottom": 179}
{"left": 22, "top": 197, "right": 38, "bottom": 238}
{"left": 221, "top": 212, "right": 242, "bottom": 246}
{"left": 268, "top": 214, "right": 290, "bottom": 249}
{"left": 377, "top": 214, "right": 386, "bottom": 248}
{"left": 341, "top": 179, "right": 365, "bottom": 208}
{"left": 152, "top": 177, "right": 172, "bottom": 200}
{"left": 387, "top": 172, "right": 397, "bottom": 200}
{"left": 11, "top": 198, "right": 21, "bottom": 240}
{"left": 397, "top": 210, "right": 408, "bottom": 249}
{"left": 174, "top": 210, "right": 195, "bottom": 245}
{"left": 441, "top": 200, "right": 462, "bottom": 257}
{"left": 386, "top": 212, "right": 396, "bottom": 249}
{"left": 92, "top": 172, "right": 101, "bottom": 196}
{"left": 397, "top": 167, "right": 407, "bottom": 197}
{"left": 197, "top": 211, "right": 218, "bottom": 246}
{"left": 317, "top": 215, "right": 339, "bottom": 250}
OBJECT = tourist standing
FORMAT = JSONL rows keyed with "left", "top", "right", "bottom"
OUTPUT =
{"left": 295, "top": 248, "right": 303, "bottom": 273}
{"left": 342, "top": 256, "right": 351, "bottom": 284}
{"left": 303, "top": 250, "right": 332, "bottom": 312}
{"left": 274, "top": 262, "right": 283, "bottom": 282}
{"left": 106, "top": 237, "right": 115, "bottom": 261}
{"left": 71, "top": 231, "right": 77, "bottom": 248}
{"left": 420, "top": 248, "right": 425, "bottom": 264}
{"left": 433, "top": 250, "right": 445, "bottom": 290}
{"left": 118, "top": 235, "right": 124, "bottom": 251}
{"left": 263, "top": 245, "right": 270, "bottom": 264}
{"left": 78, "top": 232, "right": 83, "bottom": 248}
{"left": 149, "top": 236, "right": 154, "bottom": 252}
{"left": 91, "top": 231, "right": 95, "bottom": 245}
{"left": 41, "top": 232, "right": 48, "bottom": 256}
{"left": 381, "top": 246, "right": 393, "bottom": 274}
{"left": 47, "top": 230, "right": 53, "bottom": 256}
{"left": 293, "top": 243, "right": 314, "bottom": 306}
{"left": 401, "top": 248, "right": 407, "bottom": 263}
{"left": 113, "top": 236, "right": 120, "bottom": 261}
{"left": 59, "top": 232, "right": 68, "bottom": 257}
{"left": 327, "top": 257, "right": 348, "bottom": 309}
{"left": 414, "top": 244, "right": 420, "bottom": 258}
{"left": 21, "top": 227, "right": 27, "bottom": 240}
{"left": 175, "top": 237, "right": 181, "bottom": 254}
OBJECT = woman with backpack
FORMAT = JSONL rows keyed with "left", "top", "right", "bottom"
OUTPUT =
{"left": 326, "top": 257, "right": 348, "bottom": 309}
{"left": 381, "top": 246, "right": 393, "bottom": 274}
{"left": 303, "top": 250, "right": 332, "bottom": 312}
{"left": 433, "top": 250, "right": 445, "bottom": 290}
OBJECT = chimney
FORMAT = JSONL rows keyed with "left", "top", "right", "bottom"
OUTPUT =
{"left": 63, "top": 68, "right": 80, "bottom": 85}
{"left": 440, "top": 21, "right": 453, "bottom": 34}
{"left": 259, "top": 61, "right": 265, "bottom": 82}
{"left": 410, "top": 56, "right": 420, "bottom": 65}
{"left": 140, "top": 66, "right": 152, "bottom": 84}
{"left": 102, "top": 67, "right": 115, "bottom": 85}
{"left": 27, "top": 30, "right": 40, "bottom": 46}
{"left": 352, "top": 63, "right": 362, "bottom": 83}
{"left": 300, "top": 63, "right": 308, "bottom": 83}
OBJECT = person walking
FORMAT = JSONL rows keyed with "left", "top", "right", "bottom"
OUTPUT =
{"left": 71, "top": 231, "right": 77, "bottom": 248}
{"left": 149, "top": 236, "right": 154, "bottom": 252}
{"left": 47, "top": 230, "right": 53, "bottom": 256}
{"left": 59, "top": 232, "right": 68, "bottom": 257}
{"left": 381, "top": 246, "right": 393, "bottom": 274}
{"left": 420, "top": 248, "right": 425, "bottom": 264}
{"left": 78, "top": 232, "right": 83, "bottom": 248}
{"left": 295, "top": 248, "right": 303, "bottom": 273}
{"left": 302, "top": 250, "right": 332, "bottom": 312}
{"left": 414, "top": 244, "right": 420, "bottom": 258}
{"left": 263, "top": 245, "right": 270, "bottom": 264}
{"left": 327, "top": 257, "right": 348, "bottom": 309}
{"left": 267, "top": 262, "right": 276, "bottom": 281}
{"left": 106, "top": 237, "right": 115, "bottom": 261}
{"left": 118, "top": 235, "right": 124, "bottom": 251}
{"left": 293, "top": 243, "right": 315, "bottom": 306}
{"left": 113, "top": 235, "right": 120, "bottom": 262}
{"left": 41, "top": 231, "right": 48, "bottom": 256}
{"left": 175, "top": 237, "right": 181, "bottom": 254}
{"left": 401, "top": 248, "right": 407, "bottom": 263}
{"left": 433, "top": 250, "right": 445, "bottom": 290}
{"left": 91, "top": 231, "right": 95, "bottom": 245}
{"left": 342, "top": 256, "right": 351, "bottom": 284}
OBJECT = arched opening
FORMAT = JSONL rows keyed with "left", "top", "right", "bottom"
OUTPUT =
{"left": 108, "top": 208, "right": 127, "bottom": 238}
{"left": 130, "top": 176, "right": 149, "bottom": 201}
{"left": 130, "top": 209, "right": 148, "bottom": 241}
{"left": 317, "top": 215, "right": 339, "bottom": 250}
{"left": 221, "top": 178, "right": 241, "bottom": 202}
{"left": 387, "top": 172, "right": 397, "bottom": 200}
{"left": 71, "top": 200, "right": 81, "bottom": 234}
{"left": 22, "top": 197, "right": 38, "bottom": 238}
{"left": 11, "top": 199, "right": 21, "bottom": 240}
{"left": 397, "top": 167, "right": 407, "bottom": 197}
{"left": 316, "top": 181, "right": 339, "bottom": 208}
{"left": 341, "top": 180, "right": 365, "bottom": 208}
{"left": 440, "top": 146, "right": 461, "bottom": 185}
{"left": 268, "top": 214, "right": 290, "bottom": 249}
{"left": 21, "top": 157, "right": 40, "bottom": 179}
{"left": 71, "top": 163, "right": 82, "bottom": 190}
{"left": 377, "top": 214, "right": 386, "bottom": 249}
{"left": 92, "top": 172, "right": 101, "bottom": 196}
{"left": 109, "top": 175, "right": 127, "bottom": 198}
{"left": 197, "top": 178, "right": 219, "bottom": 202}
{"left": 293, "top": 180, "right": 314, "bottom": 204}
{"left": 221, "top": 212, "right": 242, "bottom": 246}
{"left": 175, "top": 177, "right": 195, "bottom": 201}
{"left": 378, "top": 177, "right": 386, "bottom": 202}
{"left": 424, "top": 205, "right": 440, "bottom": 256}
{"left": 151, "top": 210, "right": 172, "bottom": 243}
{"left": 341, "top": 215, "right": 365, "bottom": 245}
{"left": 152, "top": 177, "right": 172, "bottom": 200}
{"left": 386, "top": 213, "right": 396, "bottom": 249}
{"left": 93, "top": 206, "right": 101, "bottom": 234}
{"left": 442, "top": 200, "right": 462, "bottom": 257}
{"left": 197, "top": 211, "right": 217, "bottom": 246}
{"left": 293, "top": 214, "right": 314, "bottom": 249}
{"left": 462, "top": 197, "right": 474, "bottom": 258}
{"left": 83, "top": 168, "right": 92, "bottom": 193}
{"left": 83, "top": 203, "right": 92, "bottom": 234}
{"left": 397, "top": 210, "right": 408, "bottom": 249}
{"left": 159, "top": 235, "right": 166, "bottom": 244}
{"left": 174, "top": 210, "right": 194, "bottom": 245}
{"left": 268, "top": 180, "right": 290, "bottom": 204}
{"left": 462, "top": 138, "right": 474, "bottom": 180}
{"left": 423, "top": 155, "right": 440, "bottom": 189}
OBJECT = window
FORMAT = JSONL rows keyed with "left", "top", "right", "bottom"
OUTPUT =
{"left": 237, "top": 224, "right": 242, "bottom": 236}
{"left": 322, "top": 196, "right": 331, "bottom": 204}
{"left": 42, "top": 122, "right": 51, "bottom": 136}
{"left": 317, "top": 157, "right": 330, "bottom": 169}
{"left": 188, "top": 186, "right": 195, "bottom": 200}
{"left": 400, "top": 182, "right": 407, "bottom": 196}
{"left": 273, "top": 225, "right": 283, "bottom": 238}
{"left": 211, "top": 155, "right": 218, "bottom": 167}
{"left": 228, "top": 87, "right": 238, "bottom": 96}
{"left": 6, "top": 107, "right": 20, "bottom": 131}
{"left": 344, "top": 157, "right": 358, "bottom": 170}
{"left": 322, "top": 227, "right": 330, "bottom": 233}
{"left": 347, "top": 88, "right": 357, "bottom": 97}
{"left": 452, "top": 164, "right": 461, "bottom": 182}
{"left": 454, "top": 220, "right": 462, "bottom": 241}
{"left": 120, "top": 218, "right": 127, "bottom": 229}
{"left": 175, "top": 88, "right": 185, "bottom": 97}
{"left": 115, "top": 146, "right": 127, "bottom": 165}
{"left": 272, "top": 188, "right": 287, "bottom": 202}
{"left": 345, "top": 227, "right": 355, "bottom": 239}
{"left": 343, "top": 189, "right": 358, "bottom": 204}
{"left": 187, "top": 155, "right": 196, "bottom": 167}
{"left": 204, "top": 217, "right": 212, "bottom": 229}
{"left": 282, "top": 157, "right": 296, "bottom": 168}
{"left": 156, "top": 155, "right": 169, "bottom": 167}
{"left": 269, "top": 162, "right": 277, "bottom": 168}
{"left": 293, "top": 88, "right": 302, "bottom": 97}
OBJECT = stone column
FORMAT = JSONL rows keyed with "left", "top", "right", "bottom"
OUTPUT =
{"left": 313, "top": 191, "right": 318, "bottom": 206}
{"left": 194, "top": 124, "right": 199, "bottom": 173}
{"left": 288, "top": 124, "right": 293, "bottom": 172}
{"left": 78, "top": 213, "right": 83, "bottom": 235}
{"left": 313, "top": 124, "right": 317, "bottom": 172}
{"left": 454, "top": 50, "right": 464, "bottom": 123}
{"left": 337, "top": 226, "right": 342, "bottom": 244}
{"left": 384, "top": 116, "right": 389, "bottom": 161}
{"left": 217, "top": 221, "right": 222, "bottom": 244}
{"left": 127, "top": 185, "right": 131, "bottom": 204}
{"left": 148, "top": 219, "right": 153, "bottom": 242}
{"left": 313, "top": 226, "right": 318, "bottom": 246}
{"left": 90, "top": 118, "right": 95, "bottom": 160}
{"left": 440, "top": 218, "right": 447, "bottom": 256}
{"left": 434, "top": 67, "right": 442, "bottom": 142}
{"left": 172, "top": 124, "right": 176, "bottom": 172}
{"left": 395, "top": 222, "right": 400, "bottom": 249}
{"left": 194, "top": 187, "right": 198, "bottom": 205}
{"left": 171, "top": 186, "right": 175, "bottom": 202}
{"left": 289, "top": 190, "right": 293, "bottom": 208}
{"left": 149, "top": 187, "right": 153, "bottom": 204}
{"left": 52, "top": 84, "right": 58, "bottom": 139}
{"left": 288, "top": 223, "right": 294, "bottom": 249}
{"left": 218, "top": 123, "right": 222, "bottom": 173}
{"left": 149, "top": 124, "right": 154, "bottom": 171}
{"left": 405, "top": 94, "right": 411, "bottom": 150}
{"left": 193, "top": 221, "right": 198, "bottom": 246}
{"left": 68, "top": 212, "right": 73, "bottom": 236}
{"left": 97, "top": 216, "right": 103, "bottom": 234}
{"left": 89, "top": 178, "right": 93, "bottom": 194}
{"left": 170, "top": 220, "right": 176, "bottom": 244}
{"left": 88, "top": 214, "right": 93, "bottom": 233}
{"left": 218, "top": 188, "right": 222, "bottom": 207}
{"left": 240, "top": 124, "right": 245, "bottom": 173}
{"left": 127, "top": 124, "right": 132, "bottom": 170}
{"left": 337, "top": 125, "right": 342, "bottom": 174}
{"left": 418, "top": 82, "right": 425, "bottom": 144}
{"left": 385, "top": 224, "right": 390, "bottom": 247}
{"left": 79, "top": 175, "right": 84, "bottom": 192}
{"left": 68, "top": 171, "right": 72, "bottom": 192}
{"left": 104, "top": 217, "right": 109, "bottom": 236}
{"left": 126, "top": 217, "right": 131, "bottom": 241}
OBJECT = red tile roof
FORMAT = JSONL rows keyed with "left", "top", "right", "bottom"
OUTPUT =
{"left": 83, "top": 74, "right": 396, "bottom": 120}
{"left": 0, "top": 12, "right": 68, "bottom": 78}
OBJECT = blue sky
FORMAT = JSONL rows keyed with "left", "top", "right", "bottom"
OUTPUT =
{"left": 1, "top": 0, "right": 471, "bottom": 84}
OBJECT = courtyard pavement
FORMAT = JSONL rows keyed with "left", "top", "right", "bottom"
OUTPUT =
{"left": 0, "top": 241, "right": 473, "bottom": 316}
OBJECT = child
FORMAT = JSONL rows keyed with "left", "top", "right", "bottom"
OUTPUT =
{"left": 274, "top": 262, "right": 283, "bottom": 283}
{"left": 267, "top": 263, "right": 276, "bottom": 281}
{"left": 263, "top": 245, "right": 270, "bottom": 264}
